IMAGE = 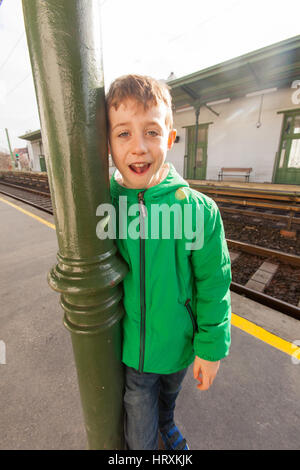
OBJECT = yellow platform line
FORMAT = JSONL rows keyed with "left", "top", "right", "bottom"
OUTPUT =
{"left": 0, "top": 196, "right": 55, "bottom": 230}
{"left": 1, "top": 195, "right": 300, "bottom": 360}
{"left": 231, "top": 313, "right": 300, "bottom": 359}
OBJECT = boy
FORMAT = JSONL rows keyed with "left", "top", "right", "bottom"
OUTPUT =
{"left": 106, "top": 74, "right": 231, "bottom": 450}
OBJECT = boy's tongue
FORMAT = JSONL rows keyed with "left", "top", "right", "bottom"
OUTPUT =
{"left": 130, "top": 163, "right": 150, "bottom": 174}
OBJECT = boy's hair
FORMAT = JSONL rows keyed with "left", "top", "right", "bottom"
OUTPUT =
{"left": 106, "top": 74, "right": 173, "bottom": 129}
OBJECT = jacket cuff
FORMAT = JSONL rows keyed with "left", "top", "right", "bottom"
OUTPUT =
{"left": 193, "top": 323, "right": 231, "bottom": 362}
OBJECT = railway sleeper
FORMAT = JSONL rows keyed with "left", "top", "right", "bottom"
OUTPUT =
{"left": 245, "top": 261, "right": 279, "bottom": 293}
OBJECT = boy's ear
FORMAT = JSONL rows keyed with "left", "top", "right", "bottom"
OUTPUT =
{"left": 167, "top": 129, "right": 177, "bottom": 150}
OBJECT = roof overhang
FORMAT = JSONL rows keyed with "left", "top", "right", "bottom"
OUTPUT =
{"left": 18, "top": 130, "right": 42, "bottom": 141}
{"left": 168, "top": 35, "right": 300, "bottom": 111}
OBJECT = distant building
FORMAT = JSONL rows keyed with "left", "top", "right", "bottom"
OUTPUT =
{"left": 19, "top": 128, "right": 116, "bottom": 176}
{"left": 0, "top": 150, "right": 12, "bottom": 171}
{"left": 18, "top": 130, "right": 46, "bottom": 172}
{"left": 167, "top": 35, "right": 300, "bottom": 185}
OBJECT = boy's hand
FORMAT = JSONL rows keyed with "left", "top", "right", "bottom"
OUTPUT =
{"left": 193, "top": 356, "right": 220, "bottom": 391}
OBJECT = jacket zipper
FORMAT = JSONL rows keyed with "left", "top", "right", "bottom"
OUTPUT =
{"left": 185, "top": 299, "right": 198, "bottom": 343}
{"left": 138, "top": 190, "right": 147, "bottom": 372}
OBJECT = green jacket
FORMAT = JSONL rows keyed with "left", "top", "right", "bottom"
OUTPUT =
{"left": 110, "top": 163, "right": 231, "bottom": 374}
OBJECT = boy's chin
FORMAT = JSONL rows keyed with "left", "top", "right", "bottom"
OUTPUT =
{"left": 127, "top": 171, "right": 164, "bottom": 190}
{"left": 124, "top": 177, "right": 151, "bottom": 190}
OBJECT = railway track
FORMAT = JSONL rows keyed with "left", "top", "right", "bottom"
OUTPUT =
{"left": 188, "top": 181, "right": 300, "bottom": 231}
{"left": 228, "top": 240, "right": 300, "bottom": 320}
{"left": 1, "top": 172, "right": 300, "bottom": 320}
{"left": 0, "top": 181, "right": 53, "bottom": 214}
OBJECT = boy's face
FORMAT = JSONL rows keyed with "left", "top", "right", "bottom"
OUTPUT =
{"left": 108, "top": 98, "right": 176, "bottom": 189}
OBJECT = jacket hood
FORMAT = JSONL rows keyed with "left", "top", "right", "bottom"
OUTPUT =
{"left": 110, "top": 162, "right": 189, "bottom": 201}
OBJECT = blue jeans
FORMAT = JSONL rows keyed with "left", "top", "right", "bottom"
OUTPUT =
{"left": 124, "top": 365, "right": 189, "bottom": 450}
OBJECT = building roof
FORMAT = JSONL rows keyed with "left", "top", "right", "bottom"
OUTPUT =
{"left": 18, "top": 130, "right": 42, "bottom": 141}
{"left": 168, "top": 35, "right": 300, "bottom": 110}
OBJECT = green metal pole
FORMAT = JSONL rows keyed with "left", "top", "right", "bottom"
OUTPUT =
{"left": 193, "top": 106, "right": 200, "bottom": 179}
{"left": 22, "top": 0, "right": 127, "bottom": 449}
{"left": 5, "top": 128, "right": 16, "bottom": 169}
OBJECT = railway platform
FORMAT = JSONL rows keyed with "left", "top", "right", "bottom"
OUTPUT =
{"left": 0, "top": 193, "right": 300, "bottom": 450}
{"left": 187, "top": 179, "right": 300, "bottom": 197}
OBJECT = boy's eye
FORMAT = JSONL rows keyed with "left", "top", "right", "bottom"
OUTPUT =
{"left": 118, "top": 131, "right": 129, "bottom": 138}
{"left": 147, "top": 130, "right": 159, "bottom": 136}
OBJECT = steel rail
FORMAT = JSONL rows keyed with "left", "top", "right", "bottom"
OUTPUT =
{"left": 0, "top": 186, "right": 53, "bottom": 214}
{"left": 227, "top": 239, "right": 300, "bottom": 267}
{"left": 189, "top": 183, "right": 300, "bottom": 229}
{"left": 188, "top": 182, "right": 300, "bottom": 203}
{"left": 230, "top": 282, "right": 300, "bottom": 321}
{"left": 0, "top": 173, "right": 49, "bottom": 187}
{"left": 218, "top": 205, "right": 300, "bottom": 226}
{"left": 207, "top": 195, "right": 300, "bottom": 212}
{"left": 0, "top": 180, "right": 50, "bottom": 196}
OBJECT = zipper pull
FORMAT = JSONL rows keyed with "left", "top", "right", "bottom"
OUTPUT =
{"left": 138, "top": 191, "right": 147, "bottom": 218}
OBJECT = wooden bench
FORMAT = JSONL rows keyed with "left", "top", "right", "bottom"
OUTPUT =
{"left": 218, "top": 167, "right": 252, "bottom": 182}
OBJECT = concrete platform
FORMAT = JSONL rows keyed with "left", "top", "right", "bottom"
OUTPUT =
{"left": 0, "top": 194, "right": 300, "bottom": 450}
{"left": 187, "top": 179, "right": 300, "bottom": 195}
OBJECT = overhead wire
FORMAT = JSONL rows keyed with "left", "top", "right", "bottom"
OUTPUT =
{"left": 5, "top": 72, "right": 31, "bottom": 97}
{"left": 0, "top": 31, "right": 31, "bottom": 98}
{"left": 0, "top": 31, "right": 25, "bottom": 73}
{"left": 167, "top": 0, "right": 242, "bottom": 46}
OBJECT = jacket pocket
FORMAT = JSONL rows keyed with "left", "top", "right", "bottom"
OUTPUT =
{"left": 185, "top": 299, "right": 198, "bottom": 343}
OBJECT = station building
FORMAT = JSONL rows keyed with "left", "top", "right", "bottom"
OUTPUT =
{"left": 168, "top": 35, "right": 300, "bottom": 185}
{"left": 18, "top": 129, "right": 46, "bottom": 172}
{"left": 19, "top": 36, "right": 300, "bottom": 185}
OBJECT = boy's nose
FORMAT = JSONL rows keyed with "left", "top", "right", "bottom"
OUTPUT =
{"left": 131, "top": 135, "right": 147, "bottom": 155}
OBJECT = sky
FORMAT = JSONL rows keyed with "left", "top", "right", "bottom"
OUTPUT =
{"left": 0, "top": 0, "right": 299, "bottom": 151}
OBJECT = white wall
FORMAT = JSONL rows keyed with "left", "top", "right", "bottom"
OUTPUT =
{"left": 169, "top": 87, "right": 299, "bottom": 182}
{"left": 27, "top": 142, "right": 35, "bottom": 170}
{"left": 27, "top": 139, "right": 44, "bottom": 171}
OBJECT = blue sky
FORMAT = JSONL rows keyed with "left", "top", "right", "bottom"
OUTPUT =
{"left": 0, "top": 0, "right": 299, "bottom": 150}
